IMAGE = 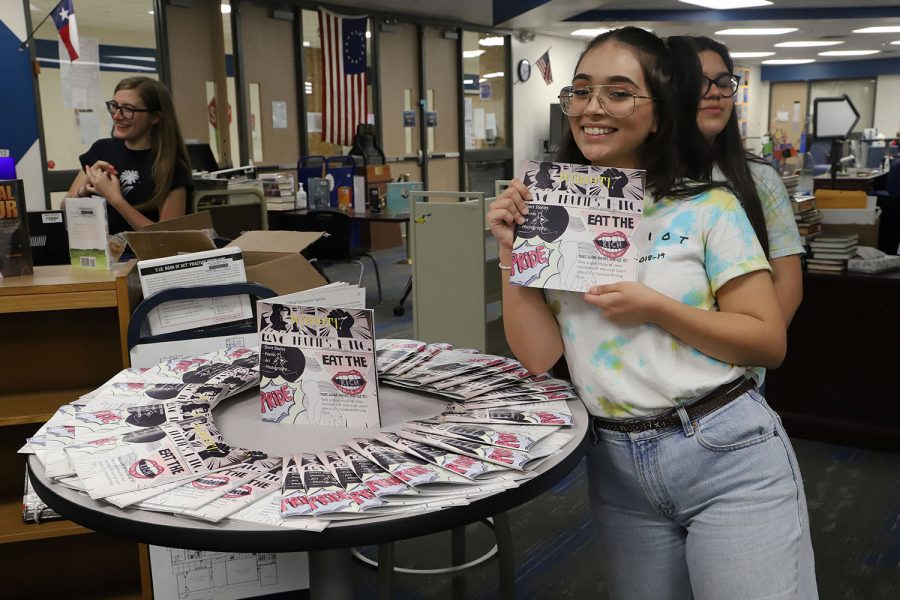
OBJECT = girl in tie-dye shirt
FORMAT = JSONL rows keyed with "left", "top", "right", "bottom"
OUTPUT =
{"left": 488, "top": 27, "right": 817, "bottom": 599}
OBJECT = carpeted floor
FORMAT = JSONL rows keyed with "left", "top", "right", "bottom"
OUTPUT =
{"left": 320, "top": 244, "right": 900, "bottom": 600}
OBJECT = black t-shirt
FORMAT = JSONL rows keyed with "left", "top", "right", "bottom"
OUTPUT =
{"left": 79, "top": 138, "right": 190, "bottom": 234}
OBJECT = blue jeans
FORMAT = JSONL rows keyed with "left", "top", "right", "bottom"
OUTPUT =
{"left": 587, "top": 388, "right": 818, "bottom": 600}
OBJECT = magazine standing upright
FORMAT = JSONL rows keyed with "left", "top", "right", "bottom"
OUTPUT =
{"left": 409, "top": 191, "right": 507, "bottom": 355}
{"left": 0, "top": 262, "right": 149, "bottom": 598}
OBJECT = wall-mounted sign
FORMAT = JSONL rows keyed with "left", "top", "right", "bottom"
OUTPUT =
{"left": 402, "top": 110, "right": 416, "bottom": 127}
{"left": 425, "top": 111, "right": 438, "bottom": 128}
{"left": 480, "top": 82, "right": 492, "bottom": 101}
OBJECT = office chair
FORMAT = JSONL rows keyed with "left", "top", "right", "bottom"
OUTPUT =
{"left": 296, "top": 210, "right": 383, "bottom": 304}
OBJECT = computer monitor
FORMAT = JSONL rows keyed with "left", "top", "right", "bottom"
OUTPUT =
{"left": 0, "top": 156, "right": 16, "bottom": 179}
{"left": 186, "top": 143, "right": 219, "bottom": 173}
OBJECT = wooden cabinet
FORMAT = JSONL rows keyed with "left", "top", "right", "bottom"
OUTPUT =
{"left": 766, "top": 270, "right": 900, "bottom": 453}
{"left": 0, "top": 262, "right": 150, "bottom": 598}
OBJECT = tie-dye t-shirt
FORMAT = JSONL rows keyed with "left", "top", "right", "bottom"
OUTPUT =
{"left": 713, "top": 161, "right": 804, "bottom": 260}
{"left": 544, "top": 187, "right": 771, "bottom": 418}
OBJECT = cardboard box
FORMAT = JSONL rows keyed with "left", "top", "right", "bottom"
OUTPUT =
{"left": 125, "top": 227, "right": 328, "bottom": 296}
{"left": 226, "top": 230, "right": 328, "bottom": 295}
{"left": 824, "top": 219, "right": 880, "bottom": 248}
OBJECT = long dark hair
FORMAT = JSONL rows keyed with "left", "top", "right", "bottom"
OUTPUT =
{"left": 115, "top": 77, "right": 190, "bottom": 211}
{"left": 556, "top": 27, "right": 688, "bottom": 198}
{"left": 669, "top": 36, "right": 770, "bottom": 257}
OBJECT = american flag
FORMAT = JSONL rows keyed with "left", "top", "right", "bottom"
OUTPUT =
{"left": 319, "top": 8, "right": 368, "bottom": 147}
{"left": 535, "top": 49, "right": 552, "bottom": 85}
{"left": 51, "top": 0, "right": 80, "bottom": 61}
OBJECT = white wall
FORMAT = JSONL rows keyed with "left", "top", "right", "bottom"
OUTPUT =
{"left": 511, "top": 34, "right": 586, "bottom": 169}
{"left": 874, "top": 74, "right": 900, "bottom": 137}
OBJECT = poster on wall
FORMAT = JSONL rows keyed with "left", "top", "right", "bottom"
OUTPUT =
{"left": 59, "top": 37, "right": 99, "bottom": 110}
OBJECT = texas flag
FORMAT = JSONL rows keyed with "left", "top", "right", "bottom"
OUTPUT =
{"left": 50, "top": 0, "right": 80, "bottom": 61}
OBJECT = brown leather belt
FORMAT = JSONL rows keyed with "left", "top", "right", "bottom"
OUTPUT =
{"left": 592, "top": 377, "right": 756, "bottom": 434}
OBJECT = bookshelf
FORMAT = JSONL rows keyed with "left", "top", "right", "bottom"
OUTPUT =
{"left": 0, "top": 262, "right": 148, "bottom": 599}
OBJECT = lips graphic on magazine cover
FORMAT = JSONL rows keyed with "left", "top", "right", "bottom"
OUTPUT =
{"left": 192, "top": 474, "right": 230, "bottom": 489}
{"left": 225, "top": 485, "right": 253, "bottom": 498}
{"left": 332, "top": 370, "right": 367, "bottom": 395}
{"left": 594, "top": 231, "right": 630, "bottom": 258}
{"left": 129, "top": 458, "right": 164, "bottom": 479}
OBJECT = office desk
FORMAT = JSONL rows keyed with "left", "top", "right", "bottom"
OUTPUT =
{"left": 29, "top": 385, "right": 590, "bottom": 599}
{"left": 813, "top": 170, "right": 887, "bottom": 194}
{"left": 765, "top": 269, "right": 900, "bottom": 452}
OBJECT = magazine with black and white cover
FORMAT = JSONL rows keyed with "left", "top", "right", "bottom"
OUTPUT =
{"left": 404, "top": 420, "right": 560, "bottom": 452}
{"left": 316, "top": 450, "right": 384, "bottom": 513}
{"left": 347, "top": 438, "right": 476, "bottom": 493}
{"left": 280, "top": 455, "right": 312, "bottom": 517}
{"left": 137, "top": 454, "right": 281, "bottom": 513}
{"left": 396, "top": 428, "right": 539, "bottom": 472}
{"left": 375, "top": 339, "right": 427, "bottom": 375}
{"left": 22, "top": 464, "right": 61, "bottom": 524}
{"left": 438, "top": 406, "right": 573, "bottom": 427}
{"left": 36, "top": 401, "right": 213, "bottom": 479}
{"left": 374, "top": 431, "right": 516, "bottom": 483}
{"left": 296, "top": 453, "right": 358, "bottom": 516}
{"left": 461, "top": 379, "right": 574, "bottom": 402}
{"left": 382, "top": 343, "right": 453, "bottom": 378}
{"left": 511, "top": 160, "right": 644, "bottom": 292}
{"left": 78, "top": 383, "right": 224, "bottom": 412}
{"left": 182, "top": 466, "right": 283, "bottom": 522}
{"left": 388, "top": 351, "right": 505, "bottom": 388}
{"left": 462, "top": 390, "right": 578, "bottom": 410}
{"left": 333, "top": 445, "right": 417, "bottom": 498}
{"left": 258, "top": 285, "right": 379, "bottom": 428}
{"left": 64, "top": 417, "right": 253, "bottom": 499}
{"left": 228, "top": 490, "right": 329, "bottom": 531}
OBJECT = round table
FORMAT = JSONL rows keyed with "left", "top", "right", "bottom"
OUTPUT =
{"left": 29, "top": 384, "right": 590, "bottom": 599}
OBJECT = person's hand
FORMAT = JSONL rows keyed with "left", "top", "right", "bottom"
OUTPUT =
{"left": 583, "top": 282, "right": 664, "bottom": 327}
{"left": 86, "top": 160, "right": 121, "bottom": 201}
{"left": 487, "top": 179, "right": 530, "bottom": 250}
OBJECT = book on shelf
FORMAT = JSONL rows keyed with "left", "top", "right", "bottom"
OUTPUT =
{"left": 0, "top": 178, "right": 34, "bottom": 277}
{"left": 809, "top": 234, "right": 859, "bottom": 251}
{"left": 64, "top": 196, "right": 113, "bottom": 270}
{"left": 795, "top": 209, "right": 823, "bottom": 225}
{"left": 799, "top": 232, "right": 822, "bottom": 246}
{"left": 810, "top": 250, "right": 857, "bottom": 261}
{"left": 806, "top": 260, "right": 847, "bottom": 272}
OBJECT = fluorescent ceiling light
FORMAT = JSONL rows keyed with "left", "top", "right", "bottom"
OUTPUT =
{"left": 892, "top": 41, "right": 900, "bottom": 45}
{"left": 463, "top": 50, "right": 485, "bottom": 58}
{"left": 148, "top": 10, "right": 154, "bottom": 15}
{"left": 774, "top": 41, "right": 844, "bottom": 48}
{"left": 481, "top": 72, "right": 504, "bottom": 79}
{"left": 366, "top": 31, "right": 371, "bottom": 39}
{"left": 479, "top": 36, "right": 505, "bottom": 46}
{"left": 730, "top": 51, "right": 775, "bottom": 57}
{"left": 852, "top": 26, "right": 900, "bottom": 34}
{"left": 818, "top": 50, "right": 880, "bottom": 56}
{"left": 679, "top": 0, "right": 771, "bottom": 8}
{"left": 571, "top": 28, "right": 610, "bottom": 37}
{"left": 221, "top": 3, "right": 231, "bottom": 15}
{"left": 762, "top": 58, "right": 815, "bottom": 64}
{"left": 716, "top": 28, "right": 797, "bottom": 35}
{"left": 108, "top": 55, "right": 157, "bottom": 62}
{"left": 303, "top": 41, "right": 311, "bottom": 47}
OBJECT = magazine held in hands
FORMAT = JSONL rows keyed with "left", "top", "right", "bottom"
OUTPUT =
{"left": 510, "top": 160, "right": 645, "bottom": 292}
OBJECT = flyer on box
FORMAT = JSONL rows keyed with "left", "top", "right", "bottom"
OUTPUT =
{"left": 258, "top": 287, "right": 379, "bottom": 428}
{"left": 137, "top": 247, "right": 252, "bottom": 336}
{"left": 511, "top": 160, "right": 645, "bottom": 292}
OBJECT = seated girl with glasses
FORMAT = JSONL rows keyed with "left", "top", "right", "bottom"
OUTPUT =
{"left": 668, "top": 36, "right": 804, "bottom": 327}
{"left": 488, "top": 27, "right": 817, "bottom": 599}
{"left": 67, "top": 77, "right": 191, "bottom": 235}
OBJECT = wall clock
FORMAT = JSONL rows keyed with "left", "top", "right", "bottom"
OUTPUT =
{"left": 517, "top": 59, "right": 531, "bottom": 82}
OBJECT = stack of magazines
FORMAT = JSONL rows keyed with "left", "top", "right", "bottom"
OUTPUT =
{"left": 20, "top": 339, "right": 576, "bottom": 531}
